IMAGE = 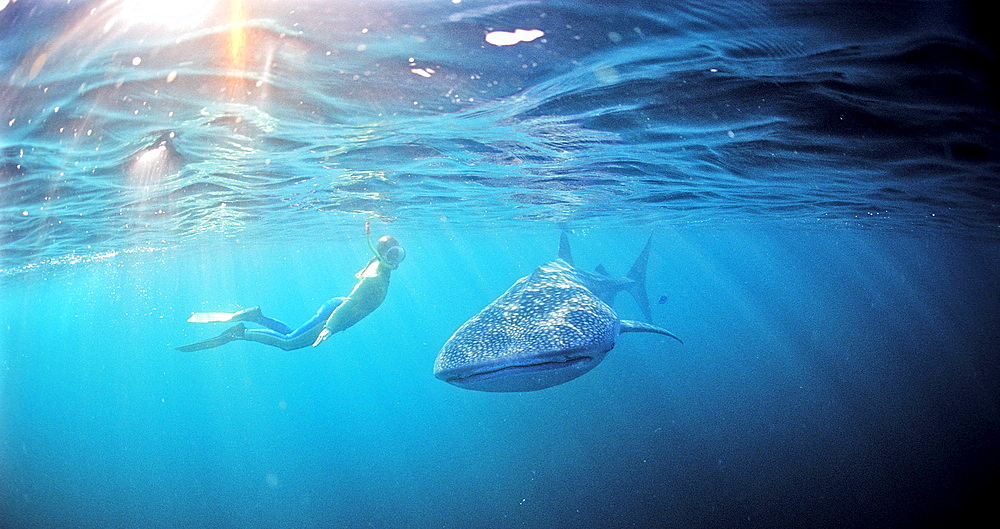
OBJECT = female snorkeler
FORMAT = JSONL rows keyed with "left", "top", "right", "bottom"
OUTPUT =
{"left": 176, "top": 227, "right": 405, "bottom": 352}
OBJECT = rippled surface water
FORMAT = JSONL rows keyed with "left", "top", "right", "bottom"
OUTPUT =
{"left": 2, "top": 2, "right": 1000, "bottom": 529}
{"left": 1, "top": 0, "right": 998, "bottom": 270}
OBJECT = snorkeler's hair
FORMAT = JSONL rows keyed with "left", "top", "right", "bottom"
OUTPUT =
{"left": 377, "top": 236, "right": 399, "bottom": 254}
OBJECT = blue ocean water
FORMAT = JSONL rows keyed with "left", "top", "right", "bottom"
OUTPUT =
{"left": 2, "top": 1, "right": 999, "bottom": 528}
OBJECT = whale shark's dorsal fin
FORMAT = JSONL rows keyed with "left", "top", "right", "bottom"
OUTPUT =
{"left": 558, "top": 232, "right": 574, "bottom": 265}
{"left": 595, "top": 264, "right": 610, "bottom": 276}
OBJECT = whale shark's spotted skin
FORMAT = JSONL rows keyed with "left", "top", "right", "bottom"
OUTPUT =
{"left": 436, "top": 261, "right": 619, "bottom": 378}
{"left": 434, "top": 236, "right": 681, "bottom": 392}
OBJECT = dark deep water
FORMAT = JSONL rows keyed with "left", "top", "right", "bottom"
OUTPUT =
{"left": 2, "top": 1, "right": 999, "bottom": 528}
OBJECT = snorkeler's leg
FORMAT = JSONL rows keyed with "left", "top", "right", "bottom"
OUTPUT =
{"left": 228, "top": 307, "right": 294, "bottom": 335}
{"left": 176, "top": 323, "right": 246, "bottom": 352}
{"left": 242, "top": 297, "right": 346, "bottom": 351}
{"left": 186, "top": 307, "right": 292, "bottom": 335}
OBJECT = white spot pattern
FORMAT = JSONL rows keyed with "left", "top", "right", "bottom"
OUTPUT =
{"left": 434, "top": 261, "right": 619, "bottom": 375}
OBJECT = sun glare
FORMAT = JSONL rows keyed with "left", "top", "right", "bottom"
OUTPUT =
{"left": 228, "top": 0, "right": 247, "bottom": 62}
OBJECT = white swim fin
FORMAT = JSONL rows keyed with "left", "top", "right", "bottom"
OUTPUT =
{"left": 176, "top": 323, "right": 246, "bottom": 352}
{"left": 187, "top": 312, "right": 240, "bottom": 323}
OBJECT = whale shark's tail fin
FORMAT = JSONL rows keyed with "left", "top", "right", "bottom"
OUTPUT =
{"left": 558, "top": 232, "right": 574, "bottom": 265}
{"left": 625, "top": 235, "right": 654, "bottom": 322}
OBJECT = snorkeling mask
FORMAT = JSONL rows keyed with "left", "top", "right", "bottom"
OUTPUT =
{"left": 376, "top": 235, "right": 406, "bottom": 267}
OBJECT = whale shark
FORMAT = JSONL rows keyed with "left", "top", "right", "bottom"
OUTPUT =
{"left": 434, "top": 234, "right": 682, "bottom": 392}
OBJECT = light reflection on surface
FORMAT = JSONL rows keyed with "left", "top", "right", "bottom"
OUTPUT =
{"left": 116, "top": 0, "right": 217, "bottom": 30}
{"left": 1, "top": 0, "right": 585, "bottom": 268}
{"left": 485, "top": 29, "right": 544, "bottom": 47}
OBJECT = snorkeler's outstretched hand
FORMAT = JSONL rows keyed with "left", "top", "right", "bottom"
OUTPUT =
{"left": 312, "top": 328, "right": 331, "bottom": 347}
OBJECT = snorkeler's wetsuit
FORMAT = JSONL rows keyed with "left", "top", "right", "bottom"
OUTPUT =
{"left": 241, "top": 258, "right": 393, "bottom": 350}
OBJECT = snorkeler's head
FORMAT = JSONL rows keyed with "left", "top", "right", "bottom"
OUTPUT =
{"left": 377, "top": 235, "right": 406, "bottom": 267}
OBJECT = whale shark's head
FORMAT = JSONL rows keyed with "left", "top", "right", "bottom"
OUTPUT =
{"left": 433, "top": 265, "right": 621, "bottom": 392}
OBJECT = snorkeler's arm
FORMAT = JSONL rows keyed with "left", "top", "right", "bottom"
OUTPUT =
{"left": 312, "top": 327, "right": 332, "bottom": 347}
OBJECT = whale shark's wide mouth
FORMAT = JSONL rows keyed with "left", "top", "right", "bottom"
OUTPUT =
{"left": 437, "top": 353, "right": 601, "bottom": 392}
{"left": 448, "top": 355, "right": 594, "bottom": 382}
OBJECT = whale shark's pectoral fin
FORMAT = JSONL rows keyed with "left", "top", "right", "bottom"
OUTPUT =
{"left": 620, "top": 319, "right": 683, "bottom": 344}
